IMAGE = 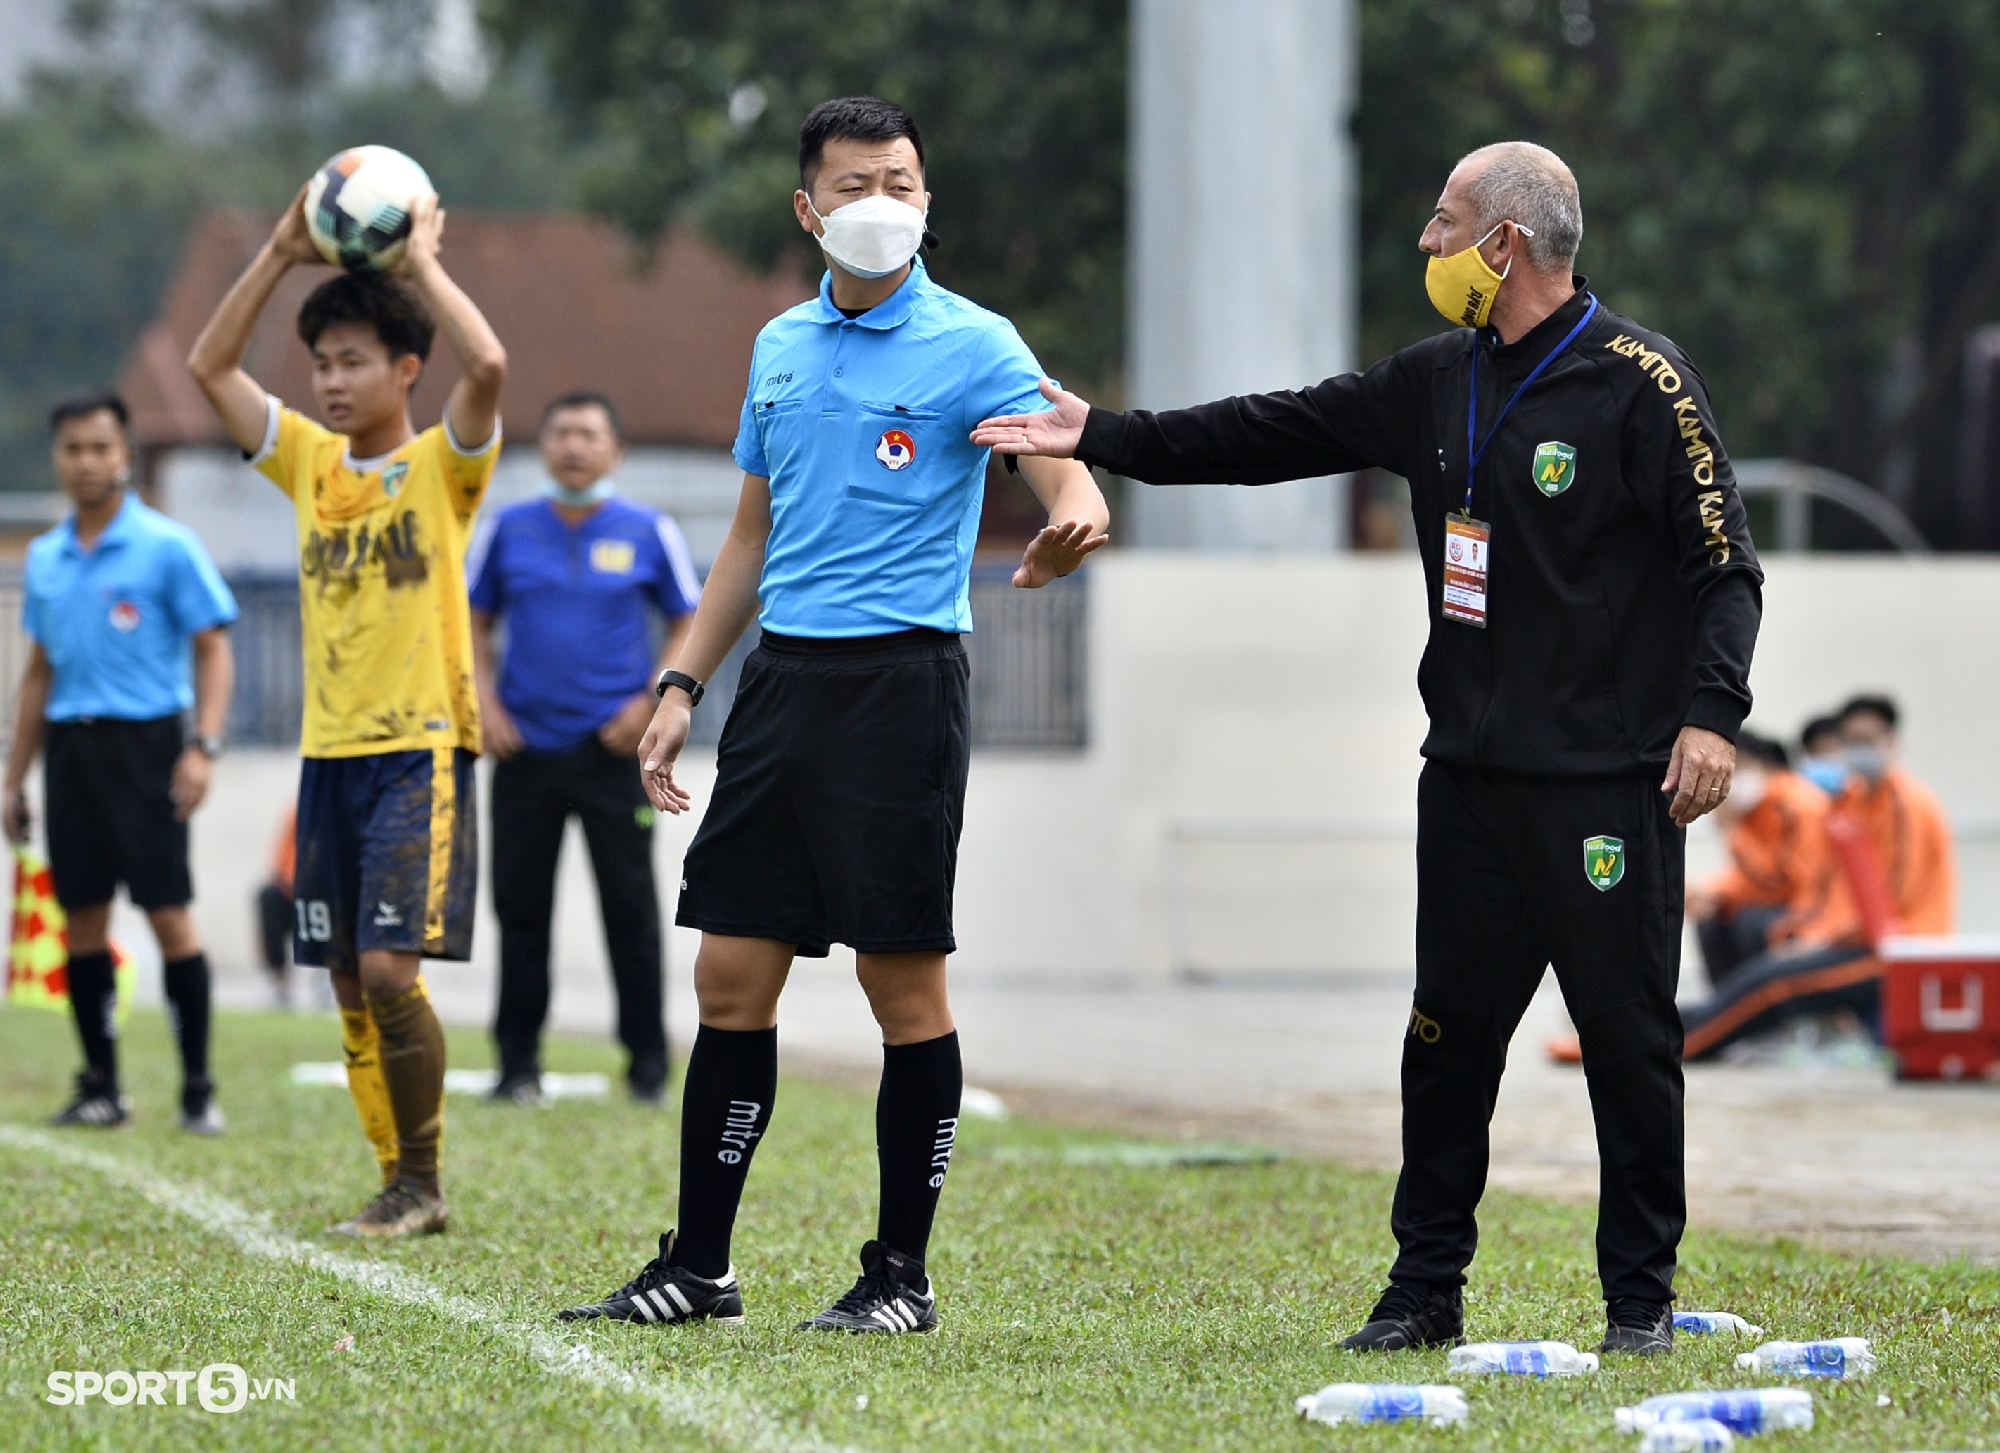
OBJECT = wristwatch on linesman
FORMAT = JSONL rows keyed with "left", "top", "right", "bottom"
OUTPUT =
{"left": 655, "top": 669, "right": 705, "bottom": 707}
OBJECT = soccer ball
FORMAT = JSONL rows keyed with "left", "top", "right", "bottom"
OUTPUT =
{"left": 304, "top": 146, "right": 434, "bottom": 271}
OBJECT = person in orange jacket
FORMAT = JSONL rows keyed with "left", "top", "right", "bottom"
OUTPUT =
{"left": 1685, "top": 732, "right": 1834, "bottom": 989}
{"left": 1681, "top": 694, "right": 1955, "bottom": 1061}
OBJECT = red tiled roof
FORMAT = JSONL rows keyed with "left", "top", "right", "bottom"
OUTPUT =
{"left": 119, "top": 211, "right": 812, "bottom": 449}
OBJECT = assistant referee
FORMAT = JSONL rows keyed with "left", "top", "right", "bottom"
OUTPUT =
{"left": 976, "top": 142, "right": 1762, "bottom": 1357}
{"left": 3, "top": 393, "right": 237, "bottom": 1133}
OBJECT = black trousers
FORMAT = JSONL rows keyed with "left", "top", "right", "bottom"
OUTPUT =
{"left": 1392, "top": 761, "right": 1686, "bottom": 1304}
{"left": 1696, "top": 903, "right": 1786, "bottom": 991}
{"left": 1681, "top": 942, "right": 1877, "bottom": 1062}
{"left": 490, "top": 739, "right": 666, "bottom": 1092}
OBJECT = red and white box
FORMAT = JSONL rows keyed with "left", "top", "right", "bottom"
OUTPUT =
{"left": 1880, "top": 937, "right": 2000, "bottom": 1081}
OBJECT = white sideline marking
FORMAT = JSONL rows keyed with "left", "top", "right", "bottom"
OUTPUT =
{"left": 0, "top": 1126, "right": 851, "bottom": 1453}
{"left": 288, "top": 1063, "right": 611, "bottom": 1099}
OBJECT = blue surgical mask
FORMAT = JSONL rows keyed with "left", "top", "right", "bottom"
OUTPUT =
{"left": 1800, "top": 758, "right": 1849, "bottom": 796}
{"left": 541, "top": 474, "right": 616, "bottom": 507}
{"left": 1845, "top": 744, "right": 1889, "bottom": 786}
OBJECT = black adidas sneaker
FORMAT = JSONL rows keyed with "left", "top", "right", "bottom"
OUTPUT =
{"left": 50, "top": 1075, "right": 130, "bottom": 1129}
{"left": 1339, "top": 1281, "right": 1466, "bottom": 1351}
{"left": 558, "top": 1232, "right": 744, "bottom": 1325}
{"left": 799, "top": 1241, "right": 938, "bottom": 1335}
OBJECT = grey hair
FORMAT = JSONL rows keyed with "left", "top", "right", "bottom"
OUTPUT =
{"left": 1459, "top": 142, "right": 1583, "bottom": 272}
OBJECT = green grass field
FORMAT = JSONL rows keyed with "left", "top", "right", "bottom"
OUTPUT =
{"left": 0, "top": 1007, "right": 1996, "bottom": 1452}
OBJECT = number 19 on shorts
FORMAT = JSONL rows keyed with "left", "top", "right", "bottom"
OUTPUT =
{"left": 295, "top": 899, "right": 333, "bottom": 942}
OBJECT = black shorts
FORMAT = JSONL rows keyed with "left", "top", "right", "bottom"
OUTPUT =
{"left": 44, "top": 716, "right": 191, "bottom": 912}
{"left": 293, "top": 747, "right": 478, "bottom": 973}
{"left": 677, "top": 629, "right": 971, "bottom": 957}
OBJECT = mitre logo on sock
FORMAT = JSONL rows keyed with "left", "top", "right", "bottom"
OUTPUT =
{"left": 928, "top": 1116, "right": 959, "bottom": 1188}
{"left": 718, "top": 1100, "right": 762, "bottom": 1164}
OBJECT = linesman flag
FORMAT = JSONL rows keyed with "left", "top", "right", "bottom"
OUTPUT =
{"left": 6, "top": 847, "right": 133, "bottom": 1013}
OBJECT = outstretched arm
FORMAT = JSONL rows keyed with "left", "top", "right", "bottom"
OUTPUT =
{"left": 974, "top": 362, "right": 1417, "bottom": 486}
{"left": 186, "top": 185, "right": 324, "bottom": 451}
{"left": 636, "top": 473, "right": 773, "bottom": 814}
{"left": 1013, "top": 455, "right": 1109, "bottom": 588}
{"left": 398, "top": 196, "right": 506, "bottom": 449}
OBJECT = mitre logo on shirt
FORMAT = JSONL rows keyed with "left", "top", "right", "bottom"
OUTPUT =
{"left": 875, "top": 428, "right": 916, "bottom": 471}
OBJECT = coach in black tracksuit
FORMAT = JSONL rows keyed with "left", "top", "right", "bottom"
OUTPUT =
{"left": 974, "top": 142, "right": 1762, "bottom": 1356}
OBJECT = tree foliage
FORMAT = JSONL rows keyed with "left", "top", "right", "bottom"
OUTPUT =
{"left": 484, "top": 0, "right": 1127, "bottom": 397}
{"left": 0, "top": 0, "right": 584, "bottom": 488}
{"left": 1358, "top": 0, "right": 2000, "bottom": 543}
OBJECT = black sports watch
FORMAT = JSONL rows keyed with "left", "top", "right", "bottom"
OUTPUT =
{"left": 655, "top": 669, "right": 705, "bottom": 706}
{"left": 190, "top": 734, "right": 225, "bottom": 759}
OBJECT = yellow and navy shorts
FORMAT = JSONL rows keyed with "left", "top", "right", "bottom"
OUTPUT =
{"left": 293, "top": 747, "right": 477, "bottom": 971}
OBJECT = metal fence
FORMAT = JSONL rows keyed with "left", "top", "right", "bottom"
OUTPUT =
{"left": 0, "top": 563, "right": 1089, "bottom": 753}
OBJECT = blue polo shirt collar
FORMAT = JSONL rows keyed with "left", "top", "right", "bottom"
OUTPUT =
{"left": 57, "top": 493, "right": 137, "bottom": 557}
{"left": 806, "top": 256, "right": 928, "bottom": 331}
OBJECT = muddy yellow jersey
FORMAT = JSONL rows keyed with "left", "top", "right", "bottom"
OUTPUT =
{"left": 251, "top": 396, "right": 498, "bottom": 758}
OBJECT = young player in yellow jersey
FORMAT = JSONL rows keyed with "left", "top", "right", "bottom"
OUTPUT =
{"left": 188, "top": 189, "right": 506, "bottom": 1237}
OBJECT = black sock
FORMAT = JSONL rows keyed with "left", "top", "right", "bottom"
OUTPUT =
{"left": 875, "top": 1031, "right": 962, "bottom": 1270}
{"left": 163, "top": 953, "right": 213, "bottom": 1103}
{"left": 668, "top": 1025, "right": 777, "bottom": 1279}
{"left": 65, "top": 950, "right": 119, "bottom": 1093}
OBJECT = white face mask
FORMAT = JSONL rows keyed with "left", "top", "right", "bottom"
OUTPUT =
{"left": 1731, "top": 768, "right": 1768, "bottom": 812}
{"left": 541, "top": 474, "right": 615, "bottom": 507}
{"left": 809, "top": 194, "right": 927, "bottom": 279}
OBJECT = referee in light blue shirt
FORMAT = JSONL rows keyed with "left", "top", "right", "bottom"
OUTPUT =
{"left": 3, "top": 392, "right": 237, "bottom": 1133}
{"left": 469, "top": 391, "right": 700, "bottom": 1107}
{"left": 558, "top": 97, "right": 1109, "bottom": 1337}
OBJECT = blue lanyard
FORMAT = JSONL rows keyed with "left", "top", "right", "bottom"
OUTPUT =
{"left": 1463, "top": 292, "right": 1599, "bottom": 515}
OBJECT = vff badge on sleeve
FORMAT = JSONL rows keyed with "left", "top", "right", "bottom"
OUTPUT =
{"left": 1442, "top": 515, "right": 1491, "bottom": 628}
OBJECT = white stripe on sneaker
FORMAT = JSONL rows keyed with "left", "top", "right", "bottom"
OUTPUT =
{"left": 629, "top": 1293, "right": 657, "bottom": 1323}
{"left": 647, "top": 1288, "right": 679, "bottom": 1320}
{"left": 662, "top": 1283, "right": 693, "bottom": 1316}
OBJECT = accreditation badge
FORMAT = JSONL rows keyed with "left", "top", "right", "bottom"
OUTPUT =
{"left": 1442, "top": 515, "right": 1490, "bottom": 628}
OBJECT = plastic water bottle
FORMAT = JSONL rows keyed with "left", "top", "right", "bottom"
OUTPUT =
{"left": 1734, "top": 1338, "right": 1874, "bottom": 1378}
{"left": 1614, "top": 1388, "right": 1814, "bottom": 1436}
{"left": 1639, "top": 1418, "right": 1736, "bottom": 1452}
{"left": 1673, "top": 1311, "right": 1763, "bottom": 1337}
{"left": 1295, "top": 1384, "right": 1469, "bottom": 1426}
{"left": 1448, "top": 1340, "right": 1599, "bottom": 1377}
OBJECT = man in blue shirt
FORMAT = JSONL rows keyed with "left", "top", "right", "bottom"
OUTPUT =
{"left": 470, "top": 391, "right": 699, "bottom": 1107}
{"left": 2, "top": 393, "right": 237, "bottom": 1132}
{"left": 559, "top": 97, "right": 1109, "bottom": 1336}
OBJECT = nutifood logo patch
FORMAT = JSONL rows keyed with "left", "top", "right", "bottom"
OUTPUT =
{"left": 381, "top": 460, "right": 410, "bottom": 498}
{"left": 1583, "top": 835, "right": 1625, "bottom": 891}
{"left": 1532, "top": 441, "right": 1577, "bottom": 497}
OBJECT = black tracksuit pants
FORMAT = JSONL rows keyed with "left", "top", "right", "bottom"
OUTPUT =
{"left": 1391, "top": 761, "right": 1686, "bottom": 1305}
{"left": 490, "top": 740, "right": 667, "bottom": 1094}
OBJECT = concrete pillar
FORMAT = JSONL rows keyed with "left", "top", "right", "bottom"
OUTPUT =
{"left": 1127, "top": 0, "right": 1358, "bottom": 550}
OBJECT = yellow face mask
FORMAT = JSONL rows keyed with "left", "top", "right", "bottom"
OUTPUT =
{"left": 1424, "top": 221, "right": 1532, "bottom": 329}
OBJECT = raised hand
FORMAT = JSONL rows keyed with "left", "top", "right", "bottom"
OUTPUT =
{"left": 268, "top": 183, "right": 324, "bottom": 266}
{"left": 1014, "top": 518, "right": 1109, "bottom": 588}
{"left": 398, "top": 193, "right": 445, "bottom": 276}
{"left": 971, "top": 380, "right": 1090, "bottom": 458}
